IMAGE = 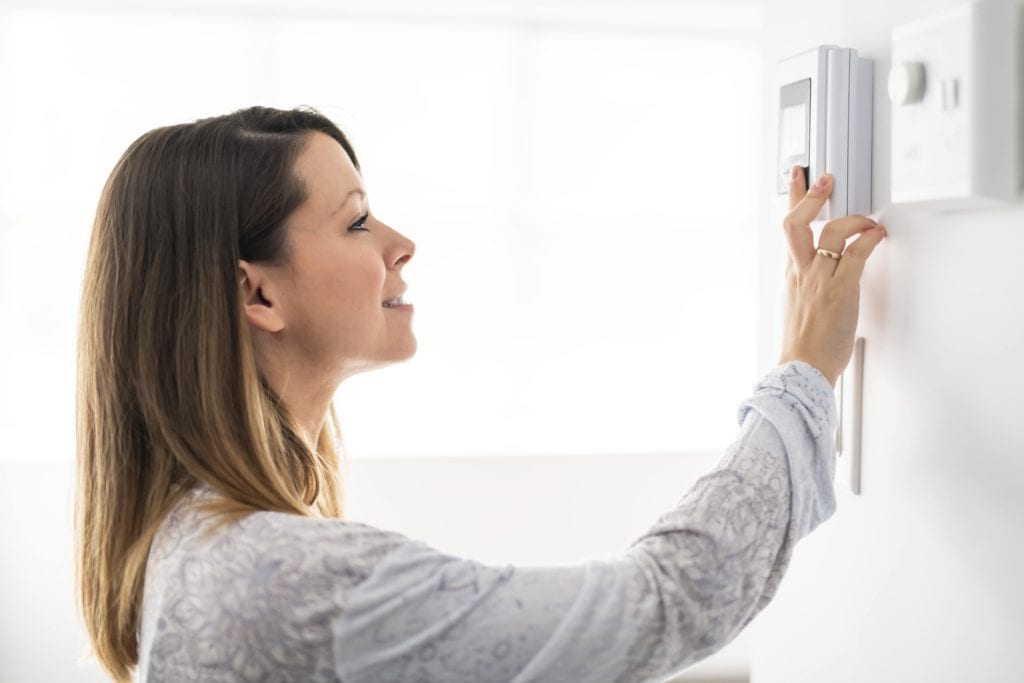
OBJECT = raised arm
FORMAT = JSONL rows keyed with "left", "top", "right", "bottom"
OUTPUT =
{"left": 331, "top": 360, "right": 838, "bottom": 683}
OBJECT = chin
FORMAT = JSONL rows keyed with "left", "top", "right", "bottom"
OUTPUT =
{"left": 373, "top": 337, "right": 420, "bottom": 368}
{"left": 335, "top": 340, "right": 417, "bottom": 382}
{"left": 393, "top": 337, "right": 418, "bottom": 361}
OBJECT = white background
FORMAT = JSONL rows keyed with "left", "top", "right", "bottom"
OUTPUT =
{"left": 0, "top": 1, "right": 764, "bottom": 681}
{"left": 0, "top": 0, "right": 761, "bottom": 462}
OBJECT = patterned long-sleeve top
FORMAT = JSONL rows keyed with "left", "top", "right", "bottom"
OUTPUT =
{"left": 137, "top": 360, "right": 838, "bottom": 682}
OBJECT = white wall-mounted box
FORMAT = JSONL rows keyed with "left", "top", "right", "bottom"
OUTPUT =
{"left": 776, "top": 44, "right": 874, "bottom": 221}
{"left": 889, "top": 0, "right": 1024, "bottom": 208}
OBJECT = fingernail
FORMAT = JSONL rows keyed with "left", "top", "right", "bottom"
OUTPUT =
{"left": 814, "top": 173, "right": 830, "bottom": 190}
{"left": 791, "top": 165, "right": 799, "bottom": 180}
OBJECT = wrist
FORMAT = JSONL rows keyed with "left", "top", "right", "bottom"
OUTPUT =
{"left": 777, "top": 356, "right": 837, "bottom": 389}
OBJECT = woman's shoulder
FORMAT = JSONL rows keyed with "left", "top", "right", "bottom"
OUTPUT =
{"left": 149, "top": 483, "right": 414, "bottom": 591}
{"left": 239, "top": 503, "right": 415, "bottom": 581}
{"left": 139, "top": 486, "right": 415, "bottom": 681}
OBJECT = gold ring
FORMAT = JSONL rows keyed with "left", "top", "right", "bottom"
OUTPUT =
{"left": 816, "top": 248, "right": 842, "bottom": 260}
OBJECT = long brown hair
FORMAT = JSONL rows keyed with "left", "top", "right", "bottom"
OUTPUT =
{"left": 75, "top": 106, "right": 359, "bottom": 681}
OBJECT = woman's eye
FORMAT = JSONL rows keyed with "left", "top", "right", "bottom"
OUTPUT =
{"left": 348, "top": 213, "right": 370, "bottom": 231}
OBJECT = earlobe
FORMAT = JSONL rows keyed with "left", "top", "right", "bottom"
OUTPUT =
{"left": 238, "top": 261, "right": 285, "bottom": 333}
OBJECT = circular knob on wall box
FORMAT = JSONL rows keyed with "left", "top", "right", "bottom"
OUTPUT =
{"left": 887, "top": 62, "right": 926, "bottom": 105}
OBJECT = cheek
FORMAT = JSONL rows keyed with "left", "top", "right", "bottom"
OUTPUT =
{"left": 320, "top": 251, "right": 386, "bottom": 315}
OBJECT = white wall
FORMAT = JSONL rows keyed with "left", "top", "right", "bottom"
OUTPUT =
{"left": 749, "top": 1, "right": 1024, "bottom": 681}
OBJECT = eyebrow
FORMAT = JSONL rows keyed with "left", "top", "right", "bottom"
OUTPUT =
{"left": 328, "top": 188, "right": 367, "bottom": 218}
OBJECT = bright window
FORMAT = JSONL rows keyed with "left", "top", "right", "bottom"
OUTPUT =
{"left": 0, "top": 2, "right": 762, "bottom": 461}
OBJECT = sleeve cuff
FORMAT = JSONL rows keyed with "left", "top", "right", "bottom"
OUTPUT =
{"left": 735, "top": 360, "right": 839, "bottom": 542}
{"left": 738, "top": 361, "right": 838, "bottom": 436}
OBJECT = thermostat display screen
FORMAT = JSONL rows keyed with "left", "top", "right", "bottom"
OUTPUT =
{"left": 777, "top": 78, "right": 812, "bottom": 193}
{"left": 781, "top": 104, "right": 807, "bottom": 158}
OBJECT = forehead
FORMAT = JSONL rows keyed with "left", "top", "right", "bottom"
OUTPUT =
{"left": 292, "top": 131, "right": 363, "bottom": 216}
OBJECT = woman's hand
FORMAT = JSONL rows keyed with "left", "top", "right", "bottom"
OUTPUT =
{"left": 778, "top": 166, "right": 887, "bottom": 388}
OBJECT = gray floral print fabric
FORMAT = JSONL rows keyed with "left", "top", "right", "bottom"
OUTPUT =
{"left": 137, "top": 361, "right": 838, "bottom": 682}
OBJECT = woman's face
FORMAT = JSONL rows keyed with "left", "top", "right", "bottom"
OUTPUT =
{"left": 241, "top": 131, "right": 417, "bottom": 384}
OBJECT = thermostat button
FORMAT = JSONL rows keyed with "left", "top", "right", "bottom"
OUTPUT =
{"left": 888, "top": 61, "right": 926, "bottom": 105}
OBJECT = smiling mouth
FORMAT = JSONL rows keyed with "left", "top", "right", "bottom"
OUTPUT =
{"left": 382, "top": 289, "right": 408, "bottom": 307}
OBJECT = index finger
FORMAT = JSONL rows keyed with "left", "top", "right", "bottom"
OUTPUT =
{"left": 788, "top": 167, "right": 833, "bottom": 222}
{"left": 787, "top": 165, "right": 806, "bottom": 211}
{"left": 783, "top": 166, "right": 833, "bottom": 269}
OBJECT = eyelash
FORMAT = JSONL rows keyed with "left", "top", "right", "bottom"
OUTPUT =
{"left": 349, "top": 213, "right": 370, "bottom": 231}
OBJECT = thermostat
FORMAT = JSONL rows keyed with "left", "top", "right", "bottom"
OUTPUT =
{"left": 776, "top": 45, "right": 874, "bottom": 221}
{"left": 889, "top": 0, "right": 1023, "bottom": 208}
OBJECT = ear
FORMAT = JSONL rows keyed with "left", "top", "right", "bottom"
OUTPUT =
{"left": 238, "top": 259, "right": 285, "bottom": 333}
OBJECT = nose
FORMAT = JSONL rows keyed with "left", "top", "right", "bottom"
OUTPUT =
{"left": 390, "top": 231, "right": 415, "bottom": 269}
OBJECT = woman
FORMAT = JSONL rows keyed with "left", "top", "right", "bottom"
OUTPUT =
{"left": 75, "top": 105, "right": 886, "bottom": 682}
